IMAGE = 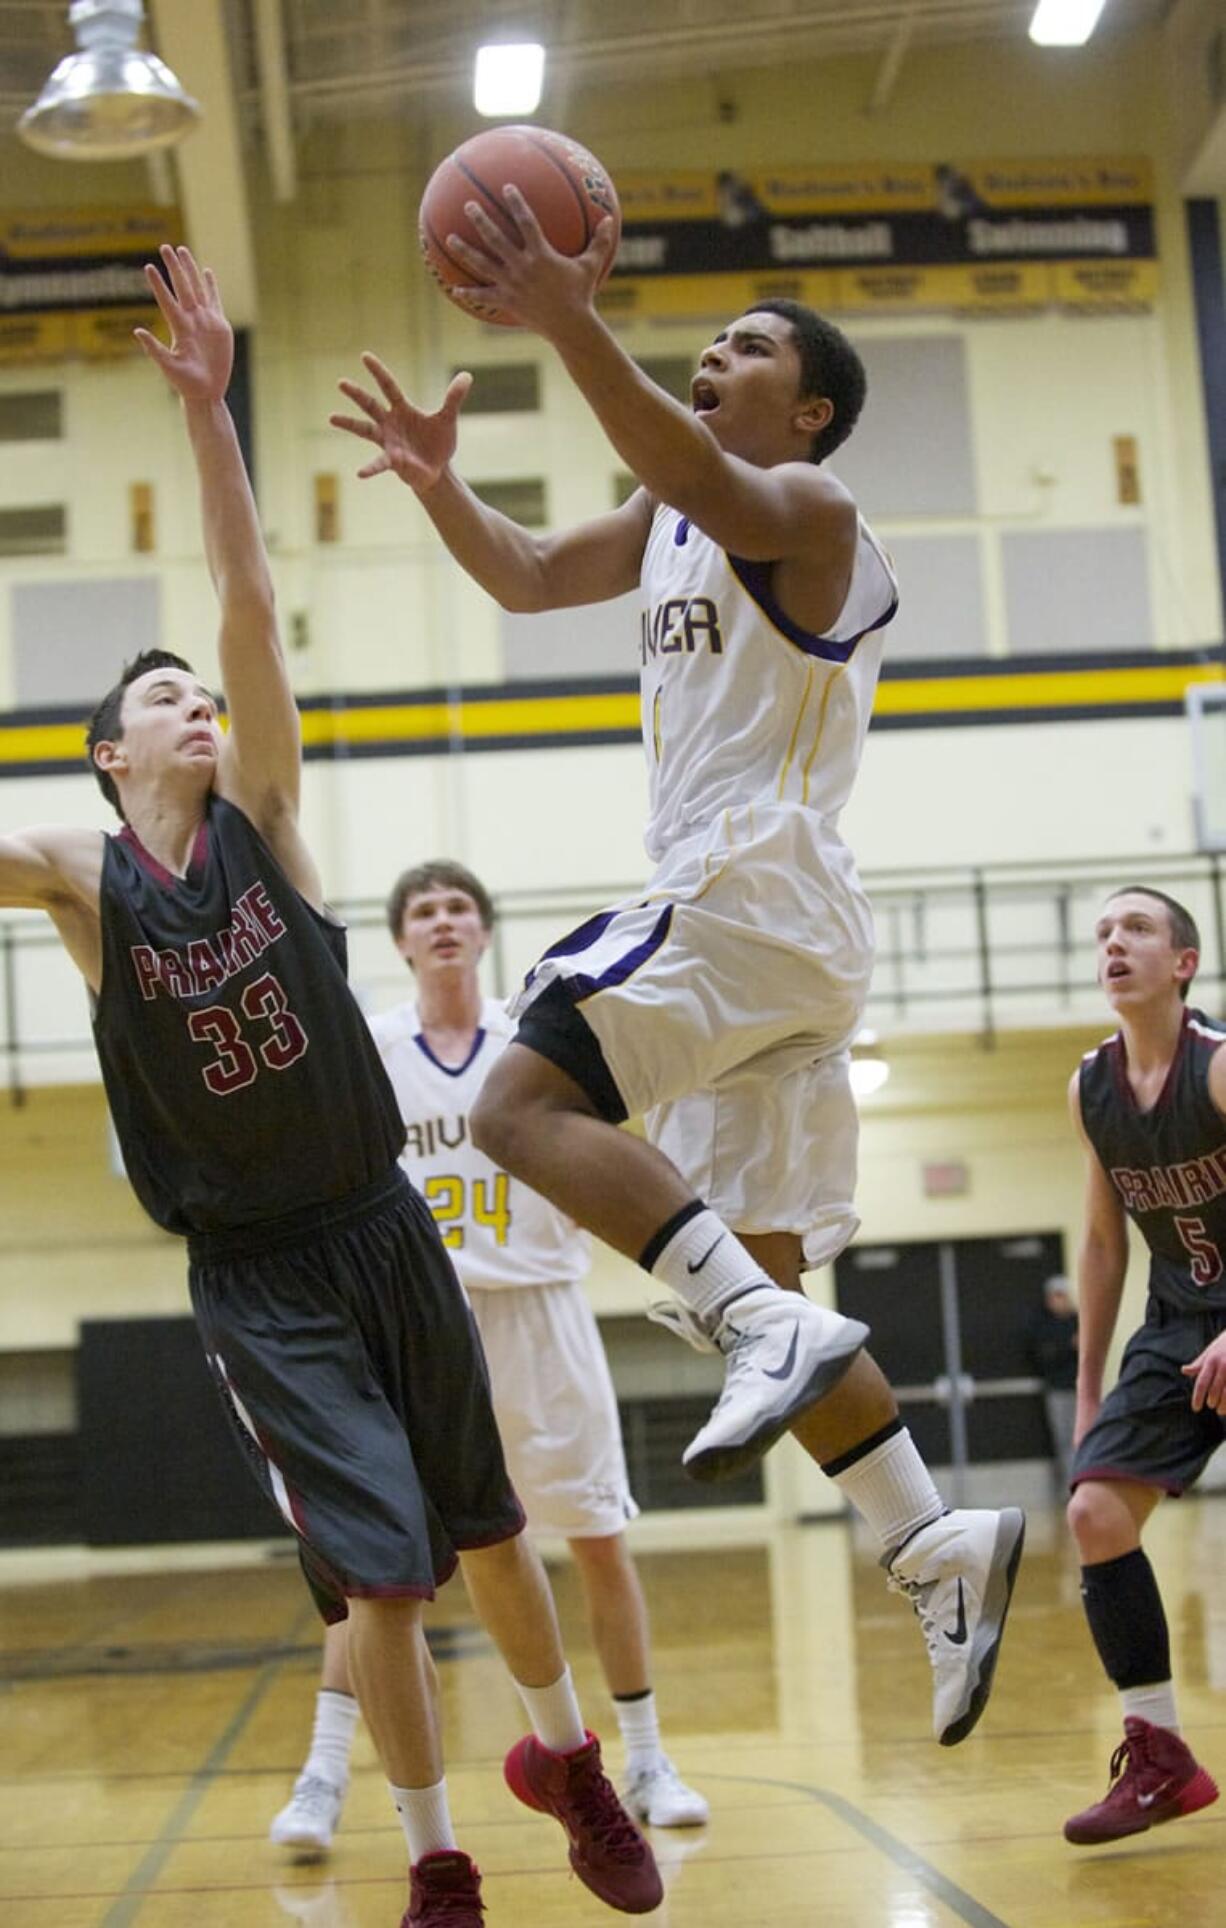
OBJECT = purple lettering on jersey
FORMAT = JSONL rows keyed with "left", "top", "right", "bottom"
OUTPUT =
{"left": 436, "top": 1115, "right": 468, "bottom": 1150}
{"left": 131, "top": 945, "right": 161, "bottom": 1002}
{"left": 186, "top": 938, "right": 227, "bottom": 995}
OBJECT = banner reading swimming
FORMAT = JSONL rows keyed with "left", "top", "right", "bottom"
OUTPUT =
{"left": 600, "top": 156, "right": 1157, "bottom": 321}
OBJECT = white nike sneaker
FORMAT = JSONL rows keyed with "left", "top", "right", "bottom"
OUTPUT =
{"left": 886, "top": 1507, "right": 1026, "bottom": 1746}
{"left": 677, "top": 1291, "right": 869, "bottom": 1482}
{"left": 622, "top": 1756, "right": 710, "bottom": 1828}
{"left": 269, "top": 1772, "right": 347, "bottom": 1854}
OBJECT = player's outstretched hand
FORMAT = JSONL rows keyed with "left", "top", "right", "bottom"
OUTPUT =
{"left": 1183, "top": 1332, "right": 1226, "bottom": 1413}
{"left": 331, "top": 357, "right": 472, "bottom": 495}
{"left": 449, "top": 184, "right": 617, "bottom": 334}
{"left": 134, "top": 245, "right": 234, "bottom": 403}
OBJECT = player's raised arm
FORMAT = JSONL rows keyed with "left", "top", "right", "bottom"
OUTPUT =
{"left": 446, "top": 190, "right": 856, "bottom": 570}
{"left": 331, "top": 353, "right": 651, "bottom": 611}
{"left": 0, "top": 825, "right": 105, "bottom": 989}
{"left": 1068, "top": 1069, "right": 1130, "bottom": 1440}
{"left": 135, "top": 247, "right": 300, "bottom": 831}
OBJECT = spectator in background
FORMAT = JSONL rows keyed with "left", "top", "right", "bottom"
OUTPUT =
{"left": 1032, "top": 1274, "right": 1079, "bottom": 1485}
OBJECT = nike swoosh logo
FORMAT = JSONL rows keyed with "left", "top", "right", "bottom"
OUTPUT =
{"left": 1137, "top": 1781, "right": 1172, "bottom": 1810}
{"left": 687, "top": 1233, "right": 726, "bottom": 1275}
{"left": 762, "top": 1325, "right": 800, "bottom": 1382}
{"left": 944, "top": 1578, "right": 968, "bottom": 1646}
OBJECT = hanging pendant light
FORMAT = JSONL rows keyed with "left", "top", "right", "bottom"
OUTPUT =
{"left": 18, "top": 0, "right": 200, "bottom": 162}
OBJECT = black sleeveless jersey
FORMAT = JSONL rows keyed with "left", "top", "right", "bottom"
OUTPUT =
{"left": 92, "top": 794, "right": 405, "bottom": 1237}
{"left": 1079, "top": 1006, "right": 1226, "bottom": 1311}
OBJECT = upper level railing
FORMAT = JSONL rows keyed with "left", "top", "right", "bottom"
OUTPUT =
{"left": 2, "top": 848, "right": 1224, "bottom": 1102}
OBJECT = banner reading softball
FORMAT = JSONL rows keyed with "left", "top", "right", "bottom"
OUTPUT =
{"left": 600, "top": 156, "right": 1156, "bottom": 320}
{"left": 0, "top": 205, "right": 182, "bottom": 362}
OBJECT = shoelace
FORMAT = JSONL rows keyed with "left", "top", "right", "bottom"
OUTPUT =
{"left": 886, "top": 1573, "right": 944, "bottom": 1661}
{"left": 1104, "top": 1733, "right": 1153, "bottom": 1795}
{"left": 645, "top": 1299, "right": 720, "bottom": 1354}
{"left": 288, "top": 1773, "right": 342, "bottom": 1818}
{"left": 415, "top": 1860, "right": 485, "bottom": 1919}
{"left": 568, "top": 1760, "right": 648, "bottom": 1860}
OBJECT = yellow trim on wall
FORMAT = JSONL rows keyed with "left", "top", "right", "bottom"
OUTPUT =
{"left": 872, "top": 661, "right": 1223, "bottom": 717}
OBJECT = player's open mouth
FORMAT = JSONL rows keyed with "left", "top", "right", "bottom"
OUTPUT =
{"left": 1106, "top": 962, "right": 1130, "bottom": 981}
{"left": 691, "top": 380, "right": 719, "bottom": 414}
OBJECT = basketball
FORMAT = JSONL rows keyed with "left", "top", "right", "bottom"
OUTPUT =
{"left": 418, "top": 125, "right": 621, "bottom": 326}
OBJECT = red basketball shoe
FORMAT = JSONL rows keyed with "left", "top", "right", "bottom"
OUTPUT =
{"left": 402, "top": 1850, "right": 484, "bottom": 1924}
{"left": 504, "top": 1731, "right": 663, "bottom": 1913}
{"left": 1064, "top": 1717, "right": 1219, "bottom": 1845}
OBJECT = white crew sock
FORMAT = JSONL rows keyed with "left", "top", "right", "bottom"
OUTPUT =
{"left": 644, "top": 1205, "right": 776, "bottom": 1325}
{"left": 389, "top": 1777, "right": 458, "bottom": 1863}
{"left": 515, "top": 1665, "right": 587, "bottom": 1754}
{"left": 829, "top": 1426, "right": 944, "bottom": 1553}
{"left": 1121, "top": 1681, "right": 1181, "bottom": 1734}
{"left": 614, "top": 1690, "right": 663, "bottom": 1773}
{"left": 302, "top": 1688, "right": 359, "bottom": 1786}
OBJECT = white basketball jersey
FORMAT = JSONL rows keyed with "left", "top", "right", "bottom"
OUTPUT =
{"left": 368, "top": 996, "right": 590, "bottom": 1291}
{"left": 639, "top": 504, "right": 897, "bottom": 862}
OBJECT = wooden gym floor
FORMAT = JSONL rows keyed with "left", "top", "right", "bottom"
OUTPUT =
{"left": 3, "top": 1498, "right": 1225, "bottom": 1927}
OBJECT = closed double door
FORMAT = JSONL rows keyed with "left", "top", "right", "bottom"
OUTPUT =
{"left": 833, "top": 1232, "right": 1065, "bottom": 1477}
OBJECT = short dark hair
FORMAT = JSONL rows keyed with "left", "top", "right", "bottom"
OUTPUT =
{"left": 386, "top": 860, "right": 495, "bottom": 941}
{"left": 1105, "top": 885, "right": 1201, "bottom": 999}
{"left": 85, "top": 649, "right": 196, "bottom": 819}
{"left": 739, "top": 298, "right": 866, "bottom": 463}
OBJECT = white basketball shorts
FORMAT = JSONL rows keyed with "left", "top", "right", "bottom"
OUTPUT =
{"left": 511, "top": 803, "right": 873, "bottom": 1268}
{"left": 467, "top": 1279, "right": 638, "bottom": 1539}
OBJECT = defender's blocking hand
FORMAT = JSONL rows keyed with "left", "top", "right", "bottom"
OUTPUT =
{"left": 134, "top": 245, "right": 234, "bottom": 404}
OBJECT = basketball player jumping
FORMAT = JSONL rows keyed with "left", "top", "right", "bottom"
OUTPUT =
{"left": 1063, "top": 887, "right": 1222, "bottom": 1844}
{"left": 332, "top": 196, "right": 1023, "bottom": 1745}
{"left": 0, "top": 246, "right": 662, "bottom": 1927}
{"left": 272, "top": 859, "right": 706, "bottom": 1854}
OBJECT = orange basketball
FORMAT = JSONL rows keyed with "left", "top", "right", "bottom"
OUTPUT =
{"left": 418, "top": 125, "right": 621, "bottom": 327}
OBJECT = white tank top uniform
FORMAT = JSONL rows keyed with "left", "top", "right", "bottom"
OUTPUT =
{"left": 512, "top": 504, "right": 899, "bottom": 1267}
{"left": 369, "top": 996, "right": 636, "bottom": 1536}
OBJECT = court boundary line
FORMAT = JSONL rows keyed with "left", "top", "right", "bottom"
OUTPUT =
{"left": 703, "top": 1770, "right": 1010, "bottom": 1928}
{"left": 98, "top": 1596, "right": 318, "bottom": 1928}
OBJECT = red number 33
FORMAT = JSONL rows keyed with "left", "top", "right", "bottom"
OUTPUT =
{"left": 187, "top": 971, "right": 308, "bottom": 1096}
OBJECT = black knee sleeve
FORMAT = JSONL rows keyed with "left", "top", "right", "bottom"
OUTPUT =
{"left": 1080, "top": 1548, "right": 1171, "bottom": 1689}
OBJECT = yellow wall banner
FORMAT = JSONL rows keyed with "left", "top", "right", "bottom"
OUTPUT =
{"left": 603, "top": 157, "right": 1157, "bottom": 320}
{"left": 0, "top": 205, "right": 181, "bottom": 363}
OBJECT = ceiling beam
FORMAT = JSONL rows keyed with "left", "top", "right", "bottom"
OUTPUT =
{"left": 149, "top": 0, "right": 258, "bottom": 324}
{"left": 253, "top": 0, "right": 296, "bottom": 202}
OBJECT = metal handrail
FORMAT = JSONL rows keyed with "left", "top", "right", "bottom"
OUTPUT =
{"left": 2, "top": 849, "right": 1224, "bottom": 1104}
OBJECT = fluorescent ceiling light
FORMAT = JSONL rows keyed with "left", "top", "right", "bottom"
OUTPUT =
{"left": 474, "top": 42, "right": 545, "bottom": 117}
{"left": 1028, "top": 0, "right": 1108, "bottom": 46}
{"left": 18, "top": 0, "right": 199, "bottom": 162}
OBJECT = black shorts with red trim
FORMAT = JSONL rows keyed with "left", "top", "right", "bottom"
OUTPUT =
{"left": 1071, "top": 1294, "right": 1226, "bottom": 1497}
{"left": 187, "top": 1166, "right": 524, "bottom": 1618}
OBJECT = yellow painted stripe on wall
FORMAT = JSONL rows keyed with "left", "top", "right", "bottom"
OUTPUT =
{"left": 302, "top": 692, "right": 642, "bottom": 746}
{"left": 0, "top": 721, "right": 87, "bottom": 764}
{"left": 872, "top": 662, "right": 1223, "bottom": 716}
{"left": 0, "top": 664, "right": 1218, "bottom": 767}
